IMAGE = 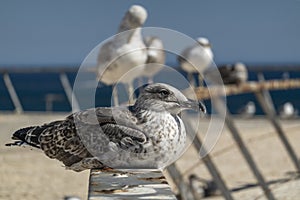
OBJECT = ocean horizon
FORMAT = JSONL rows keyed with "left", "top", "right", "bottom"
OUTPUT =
{"left": 0, "top": 65, "right": 300, "bottom": 115}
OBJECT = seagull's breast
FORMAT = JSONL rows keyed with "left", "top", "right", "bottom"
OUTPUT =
{"left": 102, "top": 40, "right": 147, "bottom": 84}
{"left": 140, "top": 111, "right": 186, "bottom": 159}
{"left": 90, "top": 109, "right": 186, "bottom": 169}
{"left": 98, "top": 29, "right": 147, "bottom": 84}
{"left": 115, "top": 42, "right": 147, "bottom": 66}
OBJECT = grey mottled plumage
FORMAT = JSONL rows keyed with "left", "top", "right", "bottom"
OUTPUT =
{"left": 217, "top": 62, "right": 248, "bottom": 85}
{"left": 203, "top": 62, "right": 248, "bottom": 86}
{"left": 6, "top": 83, "right": 206, "bottom": 171}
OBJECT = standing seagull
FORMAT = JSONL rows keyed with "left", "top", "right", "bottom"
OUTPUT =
{"left": 279, "top": 102, "right": 298, "bottom": 119}
{"left": 217, "top": 62, "right": 248, "bottom": 85}
{"left": 143, "top": 36, "right": 166, "bottom": 83}
{"left": 238, "top": 101, "right": 256, "bottom": 118}
{"left": 203, "top": 62, "right": 248, "bottom": 86}
{"left": 178, "top": 37, "right": 214, "bottom": 87}
{"left": 97, "top": 5, "right": 148, "bottom": 106}
{"left": 6, "top": 83, "right": 206, "bottom": 171}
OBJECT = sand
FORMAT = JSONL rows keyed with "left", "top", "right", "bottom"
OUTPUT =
{"left": 0, "top": 113, "right": 89, "bottom": 200}
{"left": 1, "top": 113, "right": 299, "bottom": 200}
{"left": 170, "top": 115, "right": 300, "bottom": 199}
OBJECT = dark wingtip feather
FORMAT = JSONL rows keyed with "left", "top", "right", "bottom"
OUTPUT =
{"left": 5, "top": 141, "right": 24, "bottom": 146}
{"left": 12, "top": 126, "right": 36, "bottom": 141}
{"left": 8, "top": 126, "right": 41, "bottom": 149}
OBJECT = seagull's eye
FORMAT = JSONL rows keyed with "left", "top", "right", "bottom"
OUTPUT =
{"left": 159, "top": 89, "right": 170, "bottom": 97}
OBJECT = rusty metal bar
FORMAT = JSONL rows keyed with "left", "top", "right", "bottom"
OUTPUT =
{"left": 255, "top": 74, "right": 300, "bottom": 172}
{"left": 194, "top": 79, "right": 300, "bottom": 100}
{"left": 88, "top": 169, "right": 177, "bottom": 200}
{"left": 189, "top": 125, "right": 234, "bottom": 200}
{"left": 255, "top": 91, "right": 300, "bottom": 172}
{"left": 3, "top": 73, "right": 23, "bottom": 113}
{"left": 167, "top": 164, "right": 194, "bottom": 200}
{"left": 214, "top": 97, "right": 276, "bottom": 200}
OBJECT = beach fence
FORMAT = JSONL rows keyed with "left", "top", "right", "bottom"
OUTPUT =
{"left": 0, "top": 67, "right": 79, "bottom": 113}
{"left": 1, "top": 66, "right": 300, "bottom": 199}
{"left": 87, "top": 77, "right": 300, "bottom": 200}
{"left": 168, "top": 72, "right": 300, "bottom": 200}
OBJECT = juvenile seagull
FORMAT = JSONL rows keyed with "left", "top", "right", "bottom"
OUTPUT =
{"left": 97, "top": 5, "right": 148, "bottom": 106}
{"left": 6, "top": 83, "right": 206, "bottom": 171}
{"left": 217, "top": 62, "right": 248, "bottom": 85}
{"left": 178, "top": 37, "right": 214, "bottom": 86}
{"left": 203, "top": 62, "right": 248, "bottom": 86}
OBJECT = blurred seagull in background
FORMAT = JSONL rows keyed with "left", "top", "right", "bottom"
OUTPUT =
{"left": 6, "top": 83, "right": 206, "bottom": 171}
{"left": 143, "top": 36, "right": 166, "bottom": 83}
{"left": 178, "top": 37, "right": 214, "bottom": 87}
{"left": 238, "top": 101, "right": 256, "bottom": 118}
{"left": 97, "top": 5, "right": 148, "bottom": 106}
{"left": 205, "top": 62, "right": 248, "bottom": 86}
{"left": 217, "top": 62, "right": 248, "bottom": 85}
{"left": 189, "top": 174, "right": 219, "bottom": 198}
{"left": 279, "top": 102, "right": 298, "bottom": 119}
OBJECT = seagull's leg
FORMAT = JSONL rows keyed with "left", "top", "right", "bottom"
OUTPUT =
{"left": 187, "top": 73, "right": 196, "bottom": 88}
{"left": 198, "top": 74, "right": 204, "bottom": 87}
{"left": 112, "top": 86, "right": 119, "bottom": 106}
{"left": 127, "top": 82, "right": 135, "bottom": 104}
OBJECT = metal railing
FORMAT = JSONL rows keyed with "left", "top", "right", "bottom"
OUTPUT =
{"left": 169, "top": 75, "right": 300, "bottom": 200}
{"left": 1, "top": 65, "right": 300, "bottom": 199}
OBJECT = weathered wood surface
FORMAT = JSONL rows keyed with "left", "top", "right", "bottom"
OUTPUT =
{"left": 88, "top": 169, "right": 177, "bottom": 200}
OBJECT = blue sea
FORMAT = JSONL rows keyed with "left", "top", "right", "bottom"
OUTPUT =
{"left": 0, "top": 66, "right": 300, "bottom": 115}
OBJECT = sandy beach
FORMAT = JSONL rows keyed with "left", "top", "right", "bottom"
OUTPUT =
{"left": 1, "top": 113, "right": 299, "bottom": 200}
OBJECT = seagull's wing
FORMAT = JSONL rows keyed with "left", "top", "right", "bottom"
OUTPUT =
{"left": 6, "top": 117, "right": 91, "bottom": 167}
{"left": 144, "top": 37, "right": 165, "bottom": 64}
{"left": 7, "top": 107, "right": 147, "bottom": 168}
{"left": 218, "top": 65, "right": 232, "bottom": 79}
{"left": 97, "top": 41, "right": 114, "bottom": 66}
{"left": 178, "top": 46, "right": 193, "bottom": 64}
{"left": 71, "top": 107, "right": 147, "bottom": 150}
{"left": 96, "top": 40, "right": 115, "bottom": 82}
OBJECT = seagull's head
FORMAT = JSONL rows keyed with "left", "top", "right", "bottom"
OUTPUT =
{"left": 134, "top": 83, "right": 206, "bottom": 115}
{"left": 196, "top": 37, "right": 211, "bottom": 48}
{"left": 144, "top": 36, "right": 164, "bottom": 49}
{"left": 233, "top": 62, "right": 248, "bottom": 83}
{"left": 124, "top": 5, "right": 148, "bottom": 28}
{"left": 233, "top": 62, "right": 247, "bottom": 72}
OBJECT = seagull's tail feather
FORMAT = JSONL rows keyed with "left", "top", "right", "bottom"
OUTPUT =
{"left": 6, "top": 126, "right": 43, "bottom": 149}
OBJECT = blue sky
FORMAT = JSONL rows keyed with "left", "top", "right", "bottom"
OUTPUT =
{"left": 0, "top": 0, "right": 300, "bottom": 66}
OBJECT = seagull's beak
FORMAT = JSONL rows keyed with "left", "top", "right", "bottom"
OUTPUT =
{"left": 180, "top": 99, "right": 206, "bottom": 114}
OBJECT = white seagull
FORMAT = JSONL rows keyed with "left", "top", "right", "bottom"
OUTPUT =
{"left": 6, "top": 83, "right": 206, "bottom": 171}
{"left": 143, "top": 36, "right": 166, "bottom": 83}
{"left": 97, "top": 5, "right": 148, "bottom": 106}
{"left": 279, "top": 102, "right": 298, "bottom": 119}
{"left": 238, "top": 101, "right": 256, "bottom": 118}
{"left": 178, "top": 37, "right": 214, "bottom": 87}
